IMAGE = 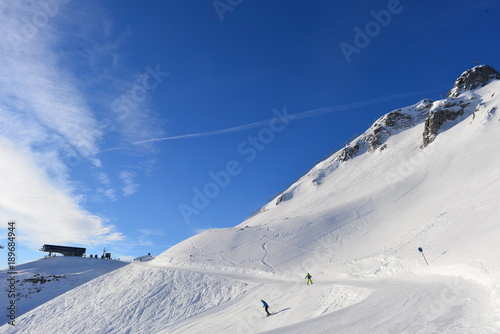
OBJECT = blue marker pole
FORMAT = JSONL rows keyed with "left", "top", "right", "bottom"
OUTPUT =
{"left": 418, "top": 247, "right": 429, "bottom": 266}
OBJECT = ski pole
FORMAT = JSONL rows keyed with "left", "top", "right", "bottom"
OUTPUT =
{"left": 418, "top": 247, "right": 429, "bottom": 266}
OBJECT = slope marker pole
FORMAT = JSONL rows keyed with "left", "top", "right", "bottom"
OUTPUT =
{"left": 418, "top": 247, "right": 429, "bottom": 266}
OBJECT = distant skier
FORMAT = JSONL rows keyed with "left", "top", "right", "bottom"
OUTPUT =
{"left": 305, "top": 273, "right": 313, "bottom": 285}
{"left": 261, "top": 299, "right": 271, "bottom": 316}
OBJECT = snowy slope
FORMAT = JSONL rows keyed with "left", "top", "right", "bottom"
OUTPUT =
{"left": 0, "top": 256, "right": 128, "bottom": 326}
{"left": 2, "top": 66, "right": 500, "bottom": 333}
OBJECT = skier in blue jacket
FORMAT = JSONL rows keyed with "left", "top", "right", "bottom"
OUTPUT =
{"left": 261, "top": 299, "right": 271, "bottom": 316}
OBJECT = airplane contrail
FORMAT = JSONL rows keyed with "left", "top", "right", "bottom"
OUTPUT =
{"left": 99, "top": 89, "right": 439, "bottom": 153}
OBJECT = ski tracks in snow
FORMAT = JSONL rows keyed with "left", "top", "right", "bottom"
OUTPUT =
{"left": 260, "top": 241, "right": 274, "bottom": 272}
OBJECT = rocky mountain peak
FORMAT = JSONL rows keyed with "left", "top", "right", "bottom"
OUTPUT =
{"left": 447, "top": 65, "right": 500, "bottom": 98}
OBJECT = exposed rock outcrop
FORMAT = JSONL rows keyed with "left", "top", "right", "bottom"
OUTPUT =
{"left": 422, "top": 99, "right": 472, "bottom": 147}
{"left": 337, "top": 143, "right": 361, "bottom": 162}
{"left": 447, "top": 65, "right": 500, "bottom": 98}
{"left": 336, "top": 99, "right": 433, "bottom": 162}
{"left": 363, "top": 110, "right": 414, "bottom": 151}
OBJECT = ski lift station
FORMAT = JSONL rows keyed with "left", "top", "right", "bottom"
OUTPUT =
{"left": 40, "top": 244, "right": 86, "bottom": 257}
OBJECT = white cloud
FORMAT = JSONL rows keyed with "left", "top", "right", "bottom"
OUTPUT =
{"left": 98, "top": 187, "right": 117, "bottom": 202}
{"left": 134, "top": 228, "right": 167, "bottom": 248}
{"left": 97, "top": 173, "right": 112, "bottom": 187}
{"left": 0, "top": 138, "right": 122, "bottom": 246}
{"left": 120, "top": 171, "right": 139, "bottom": 197}
{"left": 94, "top": 173, "right": 117, "bottom": 201}
{"left": 138, "top": 228, "right": 166, "bottom": 236}
{"left": 0, "top": 1, "right": 165, "bottom": 250}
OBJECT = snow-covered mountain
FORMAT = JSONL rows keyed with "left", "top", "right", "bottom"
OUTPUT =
{"left": 2, "top": 65, "right": 500, "bottom": 333}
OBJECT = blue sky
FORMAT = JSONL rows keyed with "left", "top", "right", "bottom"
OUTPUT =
{"left": 0, "top": 0, "right": 499, "bottom": 267}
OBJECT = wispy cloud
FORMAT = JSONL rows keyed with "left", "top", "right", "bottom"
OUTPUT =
{"left": 97, "top": 173, "right": 112, "bottom": 187}
{"left": 97, "top": 188, "right": 117, "bottom": 202}
{"left": 96, "top": 173, "right": 117, "bottom": 201}
{"left": 138, "top": 228, "right": 166, "bottom": 248}
{"left": 0, "top": 1, "right": 163, "bottom": 249}
{"left": 192, "top": 226, "right": 216, "bottom": 234}
{"left": 110, "top": 229, "right": 167, "bottom": 250}
{"left": 138, "top": 228, "right": 166, "bottom": 236}
{"left": 120, "top": 171, "right": 139, "bottom": 197}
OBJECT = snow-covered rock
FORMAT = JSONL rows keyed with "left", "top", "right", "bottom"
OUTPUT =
{"left": 447, "top": 64, "right": 500, "bottom": 98}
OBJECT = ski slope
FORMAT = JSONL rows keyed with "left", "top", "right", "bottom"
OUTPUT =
{"left": 0, "top": 256, "right": 128, "bottom": 321}
{"left": 1, "top": 68, "right": 500, "bottom": 333}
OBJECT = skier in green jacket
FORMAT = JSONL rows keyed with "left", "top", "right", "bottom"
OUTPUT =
{"left": 305, "top": 273, "right": 313, "bottom": 285}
